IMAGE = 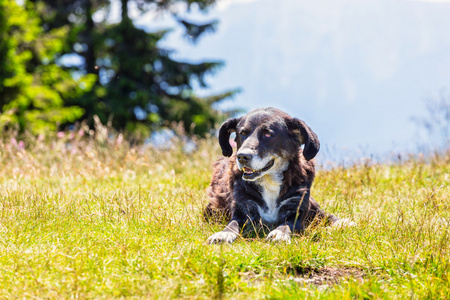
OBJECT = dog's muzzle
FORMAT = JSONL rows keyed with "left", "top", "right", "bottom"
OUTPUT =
{"left": 240, "top": 159, "right": 275, "bottom": 180}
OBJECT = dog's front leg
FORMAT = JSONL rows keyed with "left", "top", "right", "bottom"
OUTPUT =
{"left": 207, "top": 219, "right": 240, "bottom": 244}
{"left": 266, "top": 195, "right": 310, "bottom": 243}
{"left": 207, "top": 201, "right": 260, "bottom": 244}
{"left": 266, "top": 218, "right": 306, "bottom": 243}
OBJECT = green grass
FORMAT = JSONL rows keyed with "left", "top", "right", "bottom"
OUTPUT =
{"left": 0, "top": 134, "right": 449, "bottom": 299}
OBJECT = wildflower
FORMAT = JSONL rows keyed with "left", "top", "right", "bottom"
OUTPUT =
{"left": 116, "top": 133, "right": 123, "bottom": 145}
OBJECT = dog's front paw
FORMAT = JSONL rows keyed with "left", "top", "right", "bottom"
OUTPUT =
{"left": 332, "top": 218, "right": 356, "bottom": 228}
{"left": 266, "top": 229, "right": 291, "bottom": 243}
{"left": 207, "top": 231, "right": 238, "bottom": 244}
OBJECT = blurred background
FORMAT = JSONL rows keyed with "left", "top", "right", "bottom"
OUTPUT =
{"left": 1, "top": 0, "right": 450, "bottom": 164}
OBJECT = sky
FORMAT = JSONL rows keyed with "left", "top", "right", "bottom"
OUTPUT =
{"left": 134, "top": 0, "right": 450, "bottom": 163}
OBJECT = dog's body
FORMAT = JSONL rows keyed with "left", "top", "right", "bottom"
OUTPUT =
{"left": 205, "top": 107, "right": 348, "bottom": 244}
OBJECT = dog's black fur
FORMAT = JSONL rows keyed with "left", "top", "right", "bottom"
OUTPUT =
{"left": 205, "top": 107, "right": 344, "bottom": 244}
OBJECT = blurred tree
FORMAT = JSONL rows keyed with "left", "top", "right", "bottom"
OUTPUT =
{"left": 0, "top": 0, "right": 95, "bottom": 134}
{"left": 32, "top": 0, "right": 238, "bottom": 138}
{"left": 414, "top": 93, "right": 450, "bottom": 150}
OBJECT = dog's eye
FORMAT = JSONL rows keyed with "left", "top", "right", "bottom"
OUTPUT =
{"left": 264, "top": 132, "right": 273, "bottom": 138}
{"left": 240, "top": 131, "right": 247, "bottom": 137}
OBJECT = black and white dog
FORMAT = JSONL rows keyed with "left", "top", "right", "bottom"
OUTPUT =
{"left": 204, "top": 107, "right": 353, "bottom": 244}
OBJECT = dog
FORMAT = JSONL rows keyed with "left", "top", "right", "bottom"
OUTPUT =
{"left": 204, "top": 107, "right": 353, "bottom": 244}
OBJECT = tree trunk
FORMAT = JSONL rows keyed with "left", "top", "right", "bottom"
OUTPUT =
{"left": 121, "top": 0, "right": 129, "bottom": 23}
{"left": 84, "top": 0, "right": 97, "bottom": 76}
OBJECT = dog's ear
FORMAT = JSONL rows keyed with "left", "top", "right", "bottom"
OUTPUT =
{"left": 287, "top": 118, "right": 320, "bottom": 160}
{"left": 218, "top": 117, "right": 241, "bottom": 157}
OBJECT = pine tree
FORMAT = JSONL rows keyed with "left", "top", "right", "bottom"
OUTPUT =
{"left": 33, "top": 0, "right": 237, "bottom": 138}
{"left": 0, "top": 0, "right": 95, "bottom": 134}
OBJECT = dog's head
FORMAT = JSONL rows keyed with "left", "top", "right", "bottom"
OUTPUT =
{"left": 218, "top": 107, "right": 320, "bottom": 181}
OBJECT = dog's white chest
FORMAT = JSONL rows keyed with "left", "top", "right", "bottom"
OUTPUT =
{"left": 257, "top": 175, "right": 282, "bottom": 223}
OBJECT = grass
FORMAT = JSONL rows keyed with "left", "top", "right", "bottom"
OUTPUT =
{"left": 0, "top": 132, "right": 449, "bottom": 299}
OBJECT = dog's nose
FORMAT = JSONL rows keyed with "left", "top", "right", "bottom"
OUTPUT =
{"left": 237, "top": 153, "right": 252, "bottom": 164}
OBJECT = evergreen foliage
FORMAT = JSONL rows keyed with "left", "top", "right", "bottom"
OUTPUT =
{"left": 23, "top": 0, "right": 237, "bottom": 138}
{"left": 0, "top": 0, "right": 94, "bottom": 134}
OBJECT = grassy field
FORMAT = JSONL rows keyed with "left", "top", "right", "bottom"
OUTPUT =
{"left": 0, "top": 132, "right": 449, "bottom": 299}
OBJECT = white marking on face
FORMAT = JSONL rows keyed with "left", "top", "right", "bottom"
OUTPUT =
{"left": 236, "top": 154, "right": 274, "bottom": 174}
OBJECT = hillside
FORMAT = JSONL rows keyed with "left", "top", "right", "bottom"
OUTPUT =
{"left": 0, "top": 135, "right": 449, "bottom": 299}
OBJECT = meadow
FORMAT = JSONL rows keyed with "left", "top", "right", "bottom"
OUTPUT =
{"left": 0, "top": 129, "right": 449, "bottom": 299}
